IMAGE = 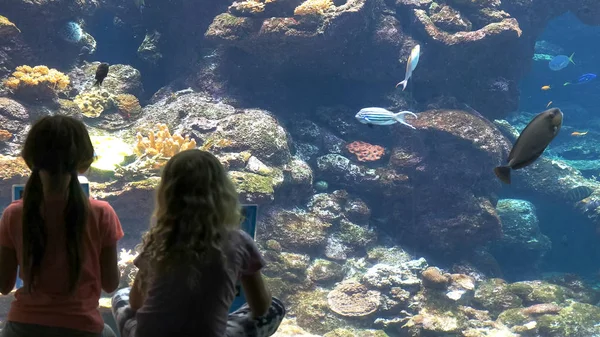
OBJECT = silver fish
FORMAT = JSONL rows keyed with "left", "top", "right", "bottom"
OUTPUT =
{"left": 396, "top": 44, "right": 421, "bottom": 91}
{"left": 355, "top": 107, "right": 418, "bottom": 129}
{"left": 494, "top": 108, "right": 563, "bottom": 184}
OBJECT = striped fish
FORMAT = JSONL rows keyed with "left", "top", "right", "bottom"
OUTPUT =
{"left": 355, "top": 107, "right": 418, "bottom": 129}
{"left": 566, "top": 185, "right": 594, "bottom": 202}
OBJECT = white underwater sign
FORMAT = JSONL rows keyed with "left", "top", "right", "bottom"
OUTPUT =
{"left": 10, "top": 177, "right": 258, "bottom": 313}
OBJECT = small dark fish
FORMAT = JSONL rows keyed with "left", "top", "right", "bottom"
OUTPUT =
{"left": 494, "top": 108, "right": 563, "bottom": 184}
{"left": 566, "top": 186, "right": 594, "bottom": 202}
{"left": 94, "top": 62, "right": 110, "bottom": 87}
{"left": 564, "top": 73, "right": 597, "bottom": 86}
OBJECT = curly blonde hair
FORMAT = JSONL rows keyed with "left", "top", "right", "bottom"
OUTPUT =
{"left": 140, "top": 149, "right": 242, "bottom": 276}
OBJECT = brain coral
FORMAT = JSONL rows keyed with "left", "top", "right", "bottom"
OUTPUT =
{"left": 73, "top": 89, "right": 115, "bottom": 118}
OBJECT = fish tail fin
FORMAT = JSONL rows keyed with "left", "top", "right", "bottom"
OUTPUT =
{"left": 393, "top": 111, "right": 417, "bottom": 129}
{"left": 395, "top": 80, "right": 408, "bottom": 91}
{"left": 494, "top": 166, "right": 511, "bottom": 184}
{"left": 569, "top": 52, "right": 575, "bottom": 65}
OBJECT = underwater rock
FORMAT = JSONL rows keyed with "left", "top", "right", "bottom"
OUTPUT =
{"left": 213, "top": 110, "right": 291, "bottom": 166}
{"left": 138, "top": 30, "right": 163, "bottom": 65}
{"left": 362, "top": 263, "right": 423, "bottom": 293}
{"left": 473, "top": 278, "right": 523, "bottom": 317}
{"left": 365, "top": 109, "right": 510, "bottom": 259}
{"left": 67, "top": 62, "right": 144, "bottom": 98}
{"left": 277, "top": 157, "right": 314, "bottom": 204}
{"left": 205, "top": 0, "right": 375, "bottom": 67}
{"left": 228, "top": 170, "right": 281, "bottom": 203}
{"left": 0, "top": 97, "right": 31, "bottom": 155}
{"left": 507, "top": 281, "right": 568, "bottom": 306}
{"left": 327, "top": 280, "right": 381, "bottom": 318}
{"left": 498, "top": 301, "right": 600, "bottom": 337}
{"left": 307, "top": 258, "right": 345, "bottom": 285}
{"left": 259, "top": 207, "right": 332, "bottom": 252}
{"left": 490, "top": 199, "right": 551, "bottom": 279}
{"left": 290, "top": 289, "right": 348, "bottom": 334}
{"left": 542, "top": 273, "right": 600, "bottom": 305}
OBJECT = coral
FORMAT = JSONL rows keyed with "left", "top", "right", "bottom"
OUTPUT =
{"left": 421, "top": 267, "right": 450, "bottom": 289}
{"left": 327, "top": 280, "right": 381, "bottom": 317}
{"left": 3, "top": 65, "right": 70, "bottom": 101}
{"left": 0, "top": 129, "right": 12, "bottom": 142}
{"left": 346, "top": 141, "right": 385, "bottom": 162}
{"left": 134, "top": 123, "right": 197, "bottom": 158}
{"left": 259, "top": 208, "right": 332, "bottom": 251}
{"left": 229, "top": 0, "right": 266, "bottom": 15}
{"left": 294, "top": 0, "right": 333, "bottom": 16}
{"left": 117, "top": 248, "right": 139, "bottom": 288}
{"left": 114, "top": 93, "right": 142, "bottom": 117}
{"left": 73, "top": 89, "right": 115, "bottom": 118}
{"left": 228, "top": 170, "right": 277, "bottom": 203}
{"left": 0, "top": 15, "right": 20, "bottom": 36}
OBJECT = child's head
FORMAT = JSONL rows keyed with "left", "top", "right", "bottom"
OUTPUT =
{"left": 142, "top": 149, "right": 242, "bottom": 272}
{"left": 22, "top": 115, "right": 95, "bottom": 191}
{"left": 21, "top": 115, "right": 95, "bottom": 293}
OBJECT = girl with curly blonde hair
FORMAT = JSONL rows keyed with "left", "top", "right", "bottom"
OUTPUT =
{"left": 111, "top": 149, "right": 285, "bottom": 337}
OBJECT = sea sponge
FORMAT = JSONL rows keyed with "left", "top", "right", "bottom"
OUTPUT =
{"left": 134, "top": 123, "right": 197, "bottom": 158}
{"left": 114, "top": 94, "right": 142, "bottom": 117}
{"left": 294, "top": 0, "right": 333, "bottom": 16}
{"left": 3, "top": 65, "right": 70, "bottom": 101}
{"left": 73, "top": 89, "right": 114, "bottom": 118}
{"left": 0, "top": 129, "right": 12, "bottom": 142}
{"left": 346, "top": 141, "right": 385, "bottom": 162}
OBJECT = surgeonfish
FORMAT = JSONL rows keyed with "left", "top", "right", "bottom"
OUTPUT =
{"left": 548, "top": 53, "right": 575, "bottom": 71}
{"left": 494, "top": 108, "right": 563, "bottom": 184}
{"left": 355, "top": 107, "right": 418, "bottom": 129}
{"left": 395, "top": 44, "right": 421, "bottom": 91}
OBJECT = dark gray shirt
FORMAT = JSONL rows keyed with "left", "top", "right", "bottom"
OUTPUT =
{"left": 133, "top": 230, "right": 265, "bottom": 337}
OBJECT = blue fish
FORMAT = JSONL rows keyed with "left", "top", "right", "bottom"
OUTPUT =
{"left": 355, "top": 107, "right": 418, "bottom": 129}
{"left": 564, "top": 73, "right": 597, "bottom": 86}
{"left": 548, "top": 53, "right": 575, "bottom": 71}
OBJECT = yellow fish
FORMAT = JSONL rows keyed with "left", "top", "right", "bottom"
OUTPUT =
{"left": 541, "top": 85, "right": 551, "bottom": 90}
{"left": 571, "top": 131, "right": 588, "bottom": 136}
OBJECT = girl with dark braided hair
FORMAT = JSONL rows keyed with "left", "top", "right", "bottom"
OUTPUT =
{"left": 0, "top": 115, "right": 123, "bottom": 337}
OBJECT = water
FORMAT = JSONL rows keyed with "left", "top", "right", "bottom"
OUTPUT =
{"left": 0, "top": 1, "right": 600, "bottom": 337}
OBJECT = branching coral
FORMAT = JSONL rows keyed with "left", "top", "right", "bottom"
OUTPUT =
{"left": 3, "top": 65, "right": 70, "bottom": 101}
{"left": 294, "top": 0, "right": 334, "bottom": 16}
{"left": 134, "top": 123, "right": 197, "bottom": 158}
{"left": 346, "top": 141, "right": 385, "bottom": 162}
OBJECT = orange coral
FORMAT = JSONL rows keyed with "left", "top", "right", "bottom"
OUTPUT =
{"left": 346, "top": 141, "right": 385, "bottom": 162}
{"left": 0, "top": 129, "right": 12, "bottom": 142}
{"left": 3, "top": 65, "right": 70, "bottom": 101}
{"left": 134, "top": 123, "right": 197, "bottom": 158}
